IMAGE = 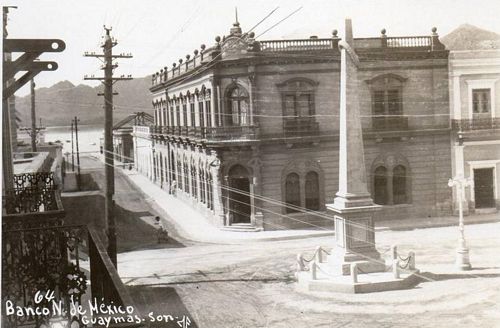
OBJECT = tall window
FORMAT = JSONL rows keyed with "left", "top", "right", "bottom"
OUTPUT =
{"left": 198, "top": 100, "right": 205, "bottom": 127}
{"left": 228, "top": 86, "right": 249, "bottom": 126}
{"left": 285, "top": 173, "right": 301, "bottom": 213}
{"left": 191, "top": 165, "right": 198, "bottom": 199}
{"left": 305, "top": 171, "right": 320, "bottom": 210}
{"left": 374, "top": 166, "right": 388, "bottom": 205}
{"left": 184, "top": 159, "right": 189, "bottom": 193}
{"left": 472, "top": 89, "right": 491, "bottom": 114}
{"left": 175, "top": 104, "right": 180, "bottom": 127}
{"left": 393, "top": 165, "right": 407, "bottom": 205}
{"left": 373, "top": 164, "right": 409, "bottom": 205}
{"left": 190, "top": 102, "right": 196, "bottom": 126}
{"left": 369, "top": 75, "right": 405, "bottom": 130}
{"left": 205, "top": 100, "right": 212, "bottom": 127}
{"left": 279, "top": 79, "right": 316, "bottom": 119}
{"left": 182, "top": 103, "right": 188, "bottom": 127}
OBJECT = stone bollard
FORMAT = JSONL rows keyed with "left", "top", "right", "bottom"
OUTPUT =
{"left": 393, "top": 259, "right": 400, "bottom": 279}
{"left": 310, "top": 262, "right": 317, "bottom": 280}
{"left": 391, "top": 244, "right": 398, "bottom": 260}
{"left": 350, "top": 263, "right": 358, "bottom": 283}
{"left": 315, "top": 246, "right": 323, "bottom": 263}
{"left": 409, "top": 251, "right": 416, "bottom": 270}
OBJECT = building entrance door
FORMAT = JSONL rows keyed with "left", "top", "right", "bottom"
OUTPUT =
{"left": 474, "top": 168, "right": 495, "bottom": 208}
{"left": 228, "top": 165, "right": 251, "bottom": 224}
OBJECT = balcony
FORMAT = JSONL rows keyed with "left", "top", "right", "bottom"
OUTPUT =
{"left": 452, "top": 118, "right": 500, "bottom": 131}
{"left": 371, "top": 116, "right": 409, "bottom": 131}
{"left": 3, "top": 172, "right": 63, "bottom": 216}
{"left": 2, "top": 172, "right": 137, "bottom": 328}
{"left": 202, "top": 125, "right": 259, "bottom": 141}
{"left": 149, "top": 124, "right": 260, "bottom": 142}
{"left": 283, "top": 118, "right": 320, "bottom": 137}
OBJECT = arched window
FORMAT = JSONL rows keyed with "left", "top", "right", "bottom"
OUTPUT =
{"left": 191, "top": 164, "right": 198, "bottom": 200}
{"left": 305, "top": 171, "right": 320, "bottom": 210}
{"left": 374, "top": 166, "right": 388, "bottom": 205}
{"left": 228, "top": 86, "right": 249, "bottom": 126}
{"left": 184, "top": 158, "right": 189, "bottom": 194}
{"left": 285, "top": 173, "right": 301, "bottom": 213}
{"left": 177, "top": 159, "right": 182, "bottom": 190}
{"left": 207, "top": 172, "right": 213, "bottom": 210}
{"left": 393, "top": 165, "right": 407, "bottom": 205}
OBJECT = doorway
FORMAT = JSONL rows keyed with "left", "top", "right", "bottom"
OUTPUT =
{"left": 474, "top": 168, "right": 495, "bottom": 208}
{"left": 228, "top": 165, "right": 251, "bottom": 224}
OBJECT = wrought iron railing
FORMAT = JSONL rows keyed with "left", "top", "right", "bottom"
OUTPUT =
{"left": 3, "top": 172, "right": 62, "bottom": 215}
{"left": 451, "top": 118, "right": 500, "bottom": 131}
{"left": 151, "top": 124, "right": 259, "bottom": 141}
{"left": 2, "top": 223, "right": 139, "bottom": 328}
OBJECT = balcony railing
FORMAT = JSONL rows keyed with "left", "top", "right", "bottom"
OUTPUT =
{"left": 283, "top": 118, "right": 320, "bottom": 137}
{"left": 259, "top": 38, "right": 337, "bottom": 52}
{"left": 452, "top": 118, "right": 500, "bottom": 131}
{"left": 2, "top": 222, "right": 138, "bottom": 328}
{"left": 3, "top": 172, "right": 62, "bottom": 215}
{"left": 372, "top": 116, "right": 409, "bottom": 131}
{"left": 151, "top": 124, "right": 260, "bottom": 141}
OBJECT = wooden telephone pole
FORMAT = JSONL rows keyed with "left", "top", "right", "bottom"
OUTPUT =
{"left": 84, "top": 26, "right": 132, "bottom": 267}
{"left": 30, "top": 78, "right": 37, "bottom": 152}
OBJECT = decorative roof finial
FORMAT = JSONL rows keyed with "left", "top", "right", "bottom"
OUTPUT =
{"left": 235, "top": 7, "right": 239, "bottom": 25}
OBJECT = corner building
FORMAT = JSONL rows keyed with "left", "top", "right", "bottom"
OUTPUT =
{"left": 133, "top": 21, "right": 452, "bottom": 230}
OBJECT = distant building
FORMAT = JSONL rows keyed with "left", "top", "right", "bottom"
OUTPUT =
{"left": 112, "top": 112, "right": 153, "bottom": 164}
{"left": 449, "top": 49, "right": 500, "bottom": 214}
{"left": 133, "top": 20, "right": 452, "bottom": 230}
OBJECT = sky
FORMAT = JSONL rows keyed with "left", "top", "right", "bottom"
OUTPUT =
{"left": 5, "top": 0, "right": 500, "bottom": 96}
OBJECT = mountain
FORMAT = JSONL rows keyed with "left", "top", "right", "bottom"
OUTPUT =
{"left": 16, "top": 77, "right": 152, "bottom": 127}
{"left": 441, "top": 24, "right": 500, "bottom": 50}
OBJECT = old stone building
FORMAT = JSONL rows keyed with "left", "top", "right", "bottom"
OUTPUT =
{"left": 133, "top": 20, "right": 452, "bottom": 230}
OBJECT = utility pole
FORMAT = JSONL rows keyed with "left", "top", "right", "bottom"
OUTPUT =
{"left": 74, "top": 116, "right": 81, "bottom": 190}
{"left": 30, "top": 78, "right": 37, "bottom": 152}
{"left": 84, "top": 26, "right": 132, "bottom": 267}
{"left": 71, "top": 120, "right": 75, "bottom": 171}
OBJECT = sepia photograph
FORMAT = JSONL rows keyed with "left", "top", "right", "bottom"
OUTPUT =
{"left": 2, "top": 0, "right": 500, "bottom": 327}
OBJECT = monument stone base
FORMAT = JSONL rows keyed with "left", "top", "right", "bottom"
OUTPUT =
{"left": 296, "top": 268, "right": 421, "bottom": 294}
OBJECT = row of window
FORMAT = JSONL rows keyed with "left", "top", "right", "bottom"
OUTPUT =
{"left": 283, "top": 166, "right": 410, "bottom": 212}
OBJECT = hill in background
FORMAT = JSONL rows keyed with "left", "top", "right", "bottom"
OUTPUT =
{"left": 16, "top": 77, "right": 151, "bottom": 127}
{"left": 441, "top": 24, "right": 500, "bottom": 50}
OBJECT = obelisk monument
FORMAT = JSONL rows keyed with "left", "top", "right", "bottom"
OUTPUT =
{"left": 326, "top": 19, "right": 384, "bottom": 275}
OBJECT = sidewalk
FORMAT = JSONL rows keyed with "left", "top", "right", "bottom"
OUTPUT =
{"left": 121, "top": 168, "right": 499, "bottom": 244}
{"left": 120, "top": 169, "right": 334, "bottom": 244}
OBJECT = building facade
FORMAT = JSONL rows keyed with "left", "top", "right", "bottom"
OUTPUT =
{"left": 449, "top": 49, "right": 500, "bottom": 214}
{"left": 133, "top": 21, "right": 452, "bottom": 230}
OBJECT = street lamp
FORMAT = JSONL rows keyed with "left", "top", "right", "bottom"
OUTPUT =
{"left": 448, "top": 175, "right": 472, "bottom": 270}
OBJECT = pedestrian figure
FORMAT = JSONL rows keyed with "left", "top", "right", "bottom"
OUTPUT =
{"left": 155, "top": 216, "right": 168, "bottom": 243}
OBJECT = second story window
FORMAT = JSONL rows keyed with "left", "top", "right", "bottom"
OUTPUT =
{"left": 228, "top": 86, "right": 249, "bottom": 126}
{"left": 368, "top": 74, "right": 406, "bottom": 130}
{"left": 472, "top": 89, "right": 491, "bottom": 114}
{"left": 279, "top": 79, "right": 316, "bottom": 120}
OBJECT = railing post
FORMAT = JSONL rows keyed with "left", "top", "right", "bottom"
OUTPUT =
{"left": 391, "top": 244, "right": 398, "bottom": 261}
{"left": 310, "top": 261, "right": 317, "bottom": 280}
{"left": 393, "top": 259, "right": 400, "bottom": 279}
{"left": 351, "top": 263, "right": 358, "bottom": 283}
{"left": 315, "top": 246, "right": 323, "bottom": 263}
{"left": 409, "top": 251, "right": 416, "bottom": 270}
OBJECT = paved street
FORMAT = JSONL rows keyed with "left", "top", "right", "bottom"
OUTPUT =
{"left": 76, "top": 154, "right": 500, "bottom": 327}
{"left": 118, "top": 222, "right": 500, "bottom": 328}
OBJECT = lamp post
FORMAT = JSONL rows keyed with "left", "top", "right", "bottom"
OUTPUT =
{"left": 448, "top": 175, "right": 472, "bottom": 270}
